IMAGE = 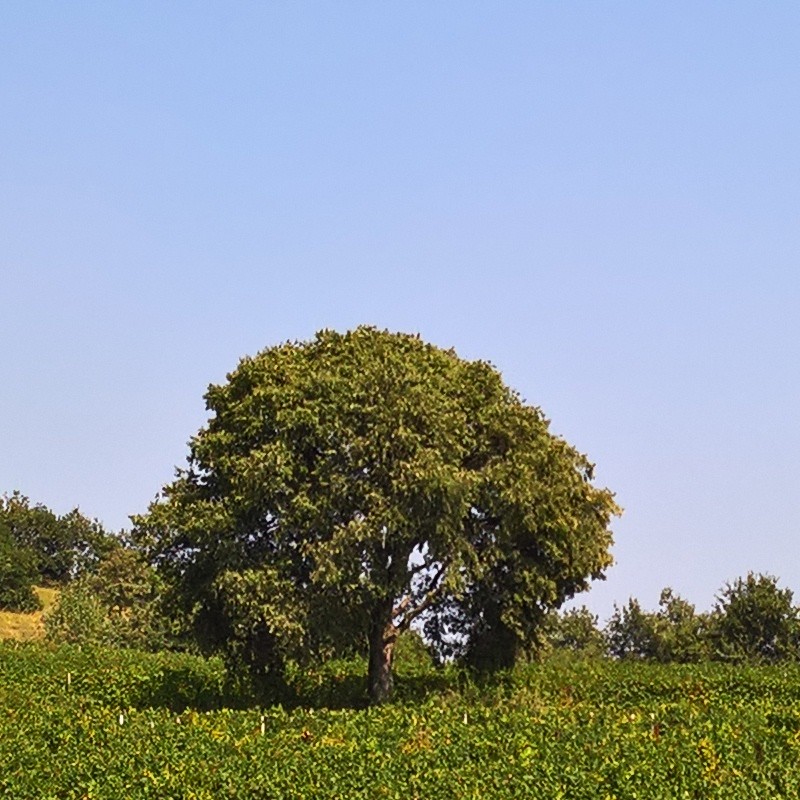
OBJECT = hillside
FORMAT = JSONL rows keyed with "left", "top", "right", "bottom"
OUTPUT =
{"left": 0, "top": 586, "right": 58, "bottom": 641}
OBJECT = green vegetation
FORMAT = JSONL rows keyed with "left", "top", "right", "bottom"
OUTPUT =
{"left": 6, "top": 329, "right": 800, "bottom": 793}
{"left": 600, "top": 574, "right": 800, "bottom": 665}
{"left": 3, "top": 643, "right": 800, "bottom": 798}
{"left": 44, "top": 546, "right": 179, "bottom": 651}
{"left": 0, "top": 518, "right": 41, "bottom": 612}
{"left": 134, "top": 327, "right": 619, "bottom": 702}
{"left": 0, "top": 491, "right": 114, "bottom": 586}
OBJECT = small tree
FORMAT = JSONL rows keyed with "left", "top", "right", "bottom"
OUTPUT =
{"left": 605, "top": 598, "right": 659, "bottom": 660}
{"left": 44, "top": 585, "right": 111, "bottom": 645}
{"left": 653, "top": 588, "right": 710, "bottom": 663}
{"left": 546, "top": 606, "right": 606, "bottom": 656}
{"left": 711, "top": 573, "right": 800, "bottom": 663}
{"left": 605, "top": 590, "right": 709, "bottom": 663}
{"left": 135, "top": 327, "right": 619, "bottom": 702}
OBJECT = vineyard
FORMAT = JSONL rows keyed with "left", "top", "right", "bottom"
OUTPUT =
{"left": 3, "top": 643, "right": 800, "bottom": 798}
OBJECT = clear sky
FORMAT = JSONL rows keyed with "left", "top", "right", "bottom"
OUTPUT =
{"left": 2, "top": 3, "right": 799, "bottom": 621}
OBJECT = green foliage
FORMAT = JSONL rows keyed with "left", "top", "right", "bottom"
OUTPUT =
{"left": 654, "top": 588, "right": 711, "bottom": 663}
{"left": 605, "top": 597, "right": 660, "bottom": 660}
{"left": 5, "top": 645, "right": 800, "bottom": 797}
{"left": 603, "top": 577, "right": 800, "bottom": 666}
{"left": 392, "top": 629, "right": 436, "bottom": 676}
{"left": 545, "top": 605, "right": 606, "bottom": 656}
{"left": 45, "top": 546, "right": 185, "bottom": 651}
{"left": 606, "top": 589, "right": 712, "bottom": 663}
{"left": 44, "top": 584, "right": 111, "bottom": 644}
{"left": 134, "top": 327, "right": 619, "bottom": 701}
{"left": 0, "top": 641, "right": 229, "bottom": 711}
{"left": 0, "top": 520, "right": 41, "bottom": 612}
{"left": 711, "top": 573, "right": 800, "bottom": 663}
{"left": 0, "top": 491, "right": 116, "bottom": 585}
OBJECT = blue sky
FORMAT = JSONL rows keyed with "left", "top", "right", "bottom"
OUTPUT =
{"left": 2, "top": 3, "right": 799, "bottom": 620}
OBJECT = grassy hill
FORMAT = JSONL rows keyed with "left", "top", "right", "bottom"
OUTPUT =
{"left": 0, "top": 586, "right": 58, "bottom": 641}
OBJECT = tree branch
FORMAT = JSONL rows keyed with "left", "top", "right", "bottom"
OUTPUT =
{"left": 392, "top": 560, "right": 450, "bottom": 632}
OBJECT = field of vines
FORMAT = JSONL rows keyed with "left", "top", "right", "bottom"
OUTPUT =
{"left": 3, "top": 642, "right": 800, "bottom": 798}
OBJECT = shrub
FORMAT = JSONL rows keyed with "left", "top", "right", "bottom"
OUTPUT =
{"left": 44, "top": 584, "right": 111, "bottom": 645}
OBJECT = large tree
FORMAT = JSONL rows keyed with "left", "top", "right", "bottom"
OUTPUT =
{"left": 135, "top": 327, "right": 619, "bottom": 702}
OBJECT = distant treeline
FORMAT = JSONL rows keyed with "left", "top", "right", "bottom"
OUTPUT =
{"left": 546, "top": 575, "right": 800, "bottom": 665}
{"left": 0, "top": 491, "right": 116, "bottom": 611}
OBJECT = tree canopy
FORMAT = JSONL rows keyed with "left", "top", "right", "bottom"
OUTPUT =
{"left": 0, "top": 518, "right": 41, "bottom": 613}
{"left": 135, "top": 327, "right": 619, "bottom": 702}
{"left": 0, "top": 492, "right": 113, "bottom": 585}
{"left": 605, "top": 589, "right": 710, "bottom": 663}
{"left": 712, "top": 573, "right": 800, "bottom": 663}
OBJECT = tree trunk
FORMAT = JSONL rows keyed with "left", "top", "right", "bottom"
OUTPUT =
{"left": 368, "top": 603, "right": 398, "bottom": 705}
